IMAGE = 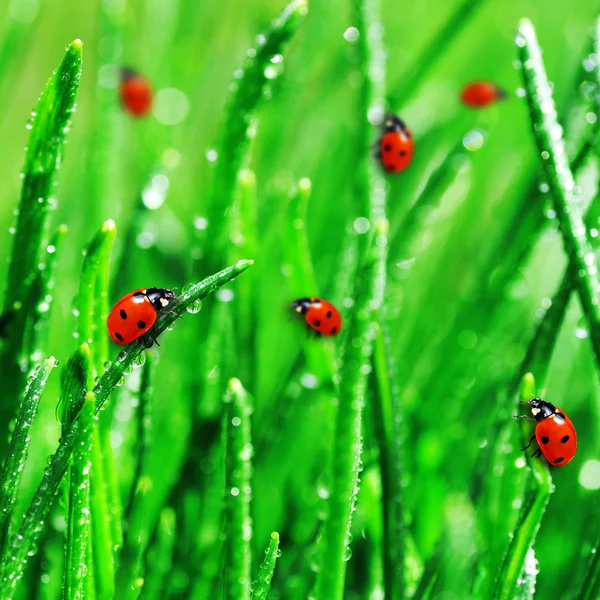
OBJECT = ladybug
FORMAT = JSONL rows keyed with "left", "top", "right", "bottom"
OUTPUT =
{"left": 460, "top": 81, "right": 507, "bottom": 108}
{"left": 377, "top": 114, "right": 414, "bottom": 174}
{"left": 515, "top": 398, "right": 577, "bottom": 467}
{"left": 107, "top": 288, "right": 175, "bottom": 345}
{"left": 120, "top": 68, "right": 153, "bottom": 117}
{"left": 291, "top": 298, "right": 342, "bottom": 336}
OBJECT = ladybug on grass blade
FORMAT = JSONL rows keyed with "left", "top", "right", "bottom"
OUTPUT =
{"left": 460, "top": 81, "right": 507, "bottom": 108}
{"left": 291, "top": 298, "right": 342, "bottom": 337}
{"left": 515, "top": 398, "right": 577, "bottom": 467}
{"left": 377, "top": 114, "right": 414, "bottom": 174}
{"left": 120, "top": 68, "right": 153, "bottom": 117}
{"left": 107, "top": 288, "right": 176, "bottom": 346}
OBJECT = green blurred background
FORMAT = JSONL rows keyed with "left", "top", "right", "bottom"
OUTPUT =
{"left": 1, "top": 0, "right": 600, "bottom": 598}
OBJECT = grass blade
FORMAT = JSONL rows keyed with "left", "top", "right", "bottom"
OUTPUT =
{"left": 140, "top": 508, "right": 176, "bottom": 600}
{"left": 517, "top": 18, "right": 600, "bottom": 368}
{"left": 0, "top": 39, "right": 83, "bottom": 453}
{"left": 491, "top": 373, "right": 552, "bottom": 600}
{"left": 206, "top": 0, "right": 308, "bottom": 265}
{"left": 251, "top": 532, "right": 281, "bottom": 600}
{"left": 0, "top": 357, "right": 56, "bottom": 564}
{"left": 223, "top": 378, "right": 253, "bottom": 600}
{"left": 62, "top": 390, "right": 96, "bottom": 600}
{"left": 0, "top": 260, "right": 253, "bottom": 592}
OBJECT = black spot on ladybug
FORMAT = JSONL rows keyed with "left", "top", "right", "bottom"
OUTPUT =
{"left": 314, "top": 320, "right": 321, "bottom": 327}
{"left": 138, "top": 320, "right": 147, "bottom": 329}
{"left": 120, "top": 309, "right": 127, "bottom": 320}
{"left": 326, "top": 311, "right": 332, "bottom": 318}
{"left": 386, "top": 164, "right": 396, "bottom": 171}
{"left": 384, "top": 144, "right": 392, "bottom": 152}
{"left": 561, "top": 435, "right": 570, "bottom": 443}
{"left": 399, "top": 151, "right": 407, "bottom": 156}
{"left": 554, "top": 457, "right": 564, "bottom": 464}
{"left": 331, "top": 326, "right": 338, "bottom": 334}
{"left": 540, "top": 436, "right": 550, "bottom": 444}
{"left": 115, "top": 332, "right": 124, "bottom": 342}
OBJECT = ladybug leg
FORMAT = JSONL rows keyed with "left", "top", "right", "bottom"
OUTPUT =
{"left": 531, "top": 448, "right": 543, "bottom": 459}
{"left": 521, "top": 434, "right": 536, "bottom": 451}
{"left": 513, "top": 414, "right": 535, "bottom": 422}
{"left": 152, "top": 325, "right": 161, "bottom": 347}
{"left": 166, "top": 310, "right": 183, "bottom": 319}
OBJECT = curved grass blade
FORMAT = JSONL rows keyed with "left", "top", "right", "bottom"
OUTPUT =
{"left": 514, "top": 548, "right": 538, "bottom": 600}
{"left": 387, "top": 0, "right": 487, "bottom": 109}
{"left": 206, "top": 0, "right": 308, "bottom": 265}
{"left": 0, "top": 39, "right": 83, "bottom": 453}
{"left": 0, "top": 357, "right": 56, "bottom": 563}
{"left": 223, "top": 378, "right": 253, "bottom": 600}
{"left": 491, "top": 373, "right": 552, "bottom": 600}
{"left": 251, "top": 532, "right": 281, "bottom": 599}
{"left": 517, "top": 18, "right": 600, "bottom": 368}
{"left": 0, "top": 260, "right": 253, "bottom": 593}
{"left": 578, "top": 538, "right": 600, "bottom": 600}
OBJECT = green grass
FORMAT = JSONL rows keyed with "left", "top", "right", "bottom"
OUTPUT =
{"left": 0, "top": 1, "right": 599, "bottom": 599}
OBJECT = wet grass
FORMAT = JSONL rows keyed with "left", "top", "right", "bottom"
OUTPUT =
{"left": 0, "top": 1, "right": 599, "bottom": 599}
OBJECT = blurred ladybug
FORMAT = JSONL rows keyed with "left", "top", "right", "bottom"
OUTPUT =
{"left": 107, "top": 288, "right": 176, "bottom": 345}
{"left": 515, "top": 398, "right": 577, "bottom": 467}
{"left": 120, "top": 68, "right": 153, "bottom": 117}
{"left": 377, "top": 114, "right": 414, "bottom": 174}
{"left": 460, "top": 81, "right": 507, "bottom": 108}
{"left": 291, "top": 297, "right": 342, "bottom": 337}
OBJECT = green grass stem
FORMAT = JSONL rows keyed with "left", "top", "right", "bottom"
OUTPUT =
{"left": 223, "top": 378, "right": 253, "bottom": 600}
{"left": 140, "top": 508, "right": 176, "bottom": 600}
{"left": 517, "top": 19, "right": 600, "bottom": 369}
{"left": 251, "top": 532, "right": 281, "bottom": 600}
{"left": 0, "top": 39, "right": 82, "bottom": 454}
{"left": 0, "top": 260, "right": 253, "bottom": 592}
{"left": 0, "top": 357, "right": 56, "bottom": 565}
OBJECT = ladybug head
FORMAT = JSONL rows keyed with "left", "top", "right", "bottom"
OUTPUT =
{"left": 291, "top": 298, "right": 312, "bottom": 315}
{"left": 146, "top": 288, "right": 176, "bottom": 312}
{"left": 120, "top": 66, "right": 140, "bottom": 81}
{"left": 384, "top": 114, "right": 407, "bottom": 134}
{"left": 526, "top": 398, "right": 556, "bottom": 421}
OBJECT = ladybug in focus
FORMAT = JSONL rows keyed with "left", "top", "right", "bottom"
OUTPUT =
{"left": 515, "top": 398, "right": 577, "bottom": 467}
{"left": 460, "top": 81, "right": 507, "bottom": 108}
{"left": 377, "top": 114, "right": 414, "bottom": 174}
{"left": 107, "top": 288, "right": 176, "bottom": 346}
{"left": 291, "top": 297, "right": 342, "bottom": 337}
{"left": 120, "top": 68, "right": 153, "bottom": 117}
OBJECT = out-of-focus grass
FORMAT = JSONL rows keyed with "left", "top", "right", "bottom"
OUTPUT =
{"left": 0, "top": 1, "right": 599, "bottom": 599}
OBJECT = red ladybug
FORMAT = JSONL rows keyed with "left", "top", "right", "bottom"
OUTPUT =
{"left": 460, "top": 81, "right": 507, "bottom": 108}
{"left": 377, "top": 114, "right": 414, "bottom": 174}
{"left": 291, "top": 298, "right": 342, "bottom": 336}
{"left": 120, "top": 68, "right": 153, "bottom": 117}
{"left": 516, "top": 398, "right": 577, "bottom": 467}
{"left": 107, "top": 288, "right": 175, "bottom": 345}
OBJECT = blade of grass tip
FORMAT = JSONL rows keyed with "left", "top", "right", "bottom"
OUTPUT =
{"left": 223, "top": 378, "right": 253, "bottom": 600}
{"left": 251, "top": 532, "right": 281, "bottom": 599}
{"left": 125, "top": 353, "right": 154, "bottom": 521}
{"left": 0, "top": 357, "right": 57, "bottom": 565}
{"left": 517, "top": 19, "right": 600, "bottom": 369}
{"left": 284, "top": 178, "right": 338, "bottom": 384}
{"left": 387, "top": 0, "right": 486, "bottom": 109}
{"left": 77, "top": 220, "right": 118, "bottom": 596}
{"left": 0, "top": 260, "right": 253, "bottom": 592}
{"left": 0, "top": 39, "right": 82, "bottom": 455}
{"left": 26, "top": 224, "right": 68, "bottom": 359}
{"left": 372, "top": 317, "right": 405, "bottom": 599}
{"left": 491, "top": 373, "right": 552, "bottom": 600}
{"left": 205, "top": 0, "right": 307, "bottom": 268}
{"left": 139, "top": 508, "right": 176, "bottom": 600}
